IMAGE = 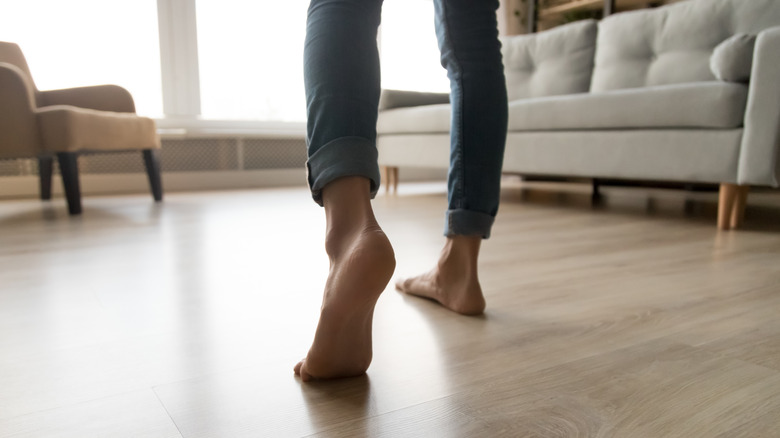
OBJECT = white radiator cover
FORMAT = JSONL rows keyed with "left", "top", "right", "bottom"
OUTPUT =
{"left": 0, "top": 136, "right": 445, "bottom": 198}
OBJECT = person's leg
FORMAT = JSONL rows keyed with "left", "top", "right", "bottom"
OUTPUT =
{"left": 396, "top": 0, "right": 507, "bottom": 315}
{"left": 295, "top": 0, "right": 395, "bottom": 381}
{"left": 305, "top": 0, "right": 383, "bottom": 204}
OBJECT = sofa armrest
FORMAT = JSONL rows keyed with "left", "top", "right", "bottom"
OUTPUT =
{"left": 378, "top": 89, "right": 449, "bottom": 111}
{"left": 738, "top": 26, "right": 780, "bottom": 187}
{"left": 0, "top": 62, "right": 40, "bottom": 159}
{"left": 38, "top": 84, "right": 136, "bottom": 113}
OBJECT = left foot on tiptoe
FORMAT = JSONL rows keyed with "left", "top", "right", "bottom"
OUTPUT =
{"left": 294, "top": 176, "right": 396, "bottom": 382}
{"left": 295, "top": 225, "right": 395, "bottom": 381}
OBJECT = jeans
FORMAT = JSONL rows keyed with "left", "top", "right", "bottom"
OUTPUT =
{"left": 304, "top": 0, "right": 508, "bottom": 238}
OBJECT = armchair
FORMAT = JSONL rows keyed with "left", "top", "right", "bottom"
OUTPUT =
{"left": 0, "top": 41, "right": 162, "bottom": 215}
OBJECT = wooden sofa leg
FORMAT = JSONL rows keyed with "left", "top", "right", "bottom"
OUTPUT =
{"left": 730, "top": 185, "right": 749, "bottom": 229}
{"left": 38, "top": 156, "right": 54, "bottom": 201}
{"left": 718, "top": 183, "right": 737, "bottom": 230}
{"left": 56, "top": 152, "right": 82, "bottom": 215}
{"left": 718, "top": 183, "right": 749, "bottom": 230}
{"left": 381, "top": 166, "right": 389, "bottom": 193}
{"left": 142, "top": 149, "right": 163, "bottom": 202}
{"left": 381, "top": 166, "right": 399, "bottom": 194}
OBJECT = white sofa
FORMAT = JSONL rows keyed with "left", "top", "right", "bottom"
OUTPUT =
{"left": 376, "top": 0, "right": 780, "bottom": 229}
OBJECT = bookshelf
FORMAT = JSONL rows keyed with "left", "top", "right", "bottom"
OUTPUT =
{"left": 523, "top": 0, "right": 679, "bottom": 34}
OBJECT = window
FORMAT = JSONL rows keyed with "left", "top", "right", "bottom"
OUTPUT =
{"left": 0, "top": 0, "right": 163, "bottom": 117}
{"left": 0, "top": 0, "right": 448, "bottom": 126}
{"left": 196, "top": 0, "right": 309, "bottom": 122}
{"left": 196, "top": 0, "right": 446, "bottom": 122}
{"left": 380, "top": 0, "right": 448, "bottom": 93}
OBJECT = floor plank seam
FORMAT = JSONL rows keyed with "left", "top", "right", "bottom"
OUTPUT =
{"left": 152, "top": 387, "right": 186, "bottom": 438}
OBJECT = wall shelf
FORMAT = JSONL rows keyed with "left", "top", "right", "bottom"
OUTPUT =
{"left": 540, "top": 0, "right": 675, "bottom": 18}
{"left": 540, "top": 0, "right": 604, "bottom": 18}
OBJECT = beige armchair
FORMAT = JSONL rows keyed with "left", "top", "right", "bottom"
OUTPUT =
{"left": 0, "top": 41, "right": 162, "bottom": 215}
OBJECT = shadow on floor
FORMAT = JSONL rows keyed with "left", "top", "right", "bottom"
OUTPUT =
{"left": 499, "top": 183, "right": 780, "bottom": 233}
{"left": 0, "top": 200, "right": 165, "bottom": 231}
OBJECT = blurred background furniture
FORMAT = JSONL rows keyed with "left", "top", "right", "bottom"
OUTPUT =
{"left": 377, "top": 0, "right": 780, "bottom": 230}
{"left": 0, "top": 41, "right": 162, "bottom": 215}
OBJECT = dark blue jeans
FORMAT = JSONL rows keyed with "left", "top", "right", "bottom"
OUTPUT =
{"left": 305, "top": 0, "right": 507, "bottom": 238}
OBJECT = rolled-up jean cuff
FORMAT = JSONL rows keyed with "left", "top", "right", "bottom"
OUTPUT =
{"left": 306, "top": 136, "right": 380, "bottom": 206}
{"left": 444, "top": 209, "right": 495, "bottom": 239}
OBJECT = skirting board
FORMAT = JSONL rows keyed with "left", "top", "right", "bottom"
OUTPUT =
{"left": 0, "top": 168, "right": 447, "bottom": 199}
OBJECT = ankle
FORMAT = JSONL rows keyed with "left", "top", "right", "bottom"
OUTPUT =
{"left": 322, "top": 176, "right": 373, "bottom": 216}
{"left": 322, "top": 177, "right": 374, "bottom": 221}
{"left": 322, "top": 176, "right": 378, "bottom": 254}
{"left": 439, "top": 235, "right": 481, "bottom": 274}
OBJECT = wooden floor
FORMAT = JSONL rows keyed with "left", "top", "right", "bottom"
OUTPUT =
{"left": 1, "top": 179, "right": 779, "bottom": 437}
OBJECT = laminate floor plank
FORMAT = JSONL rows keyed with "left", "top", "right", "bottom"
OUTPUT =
{"left": 305, "top": 396, "right": 493, "bottom": 438}
{"left": 1, "top": 181, "right": 779, "bottom": 437}
{"left": 715, "top": 406, "right": 780, "bottom": 438}
{"left": 0, "top": 390, "right": 181, "bottom": 438}
{"left": 440, "top": 338, "right": 780, "bottom": 438}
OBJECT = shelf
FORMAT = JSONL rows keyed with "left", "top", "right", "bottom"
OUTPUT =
{"left": 539, "top": 0, "right": 664, "bottom": 18}
{"left": 540, "top": 0, "right": 603, "bottom": 18}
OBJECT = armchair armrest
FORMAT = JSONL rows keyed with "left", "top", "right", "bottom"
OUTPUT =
{"left": 0, "top": 62, "right": 40, "bottom": 159}
{"left": 378, "top": 89, "right": 450, "bottom": 111}
{"left": 738, "top": 26, "right": 780, "bottom": 187}
{"left": 38, "top": 84, "right": 136, "bottom": 113}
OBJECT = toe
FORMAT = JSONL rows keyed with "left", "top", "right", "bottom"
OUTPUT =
{"left": 394, "top": 277, "right": 408, "bottom": 292}
{"left": 299, "top": 366, "right": 313, "bottom": 382}
{"left": 294, "top": 359, "right": 314, "bottom": 382}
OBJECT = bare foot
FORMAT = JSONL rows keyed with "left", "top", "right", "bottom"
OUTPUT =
{"left": 295, "top": 177, "right": 395, "bottom": 381}
{"left": 395, "top": 235, "right": 485, "bottom": 316}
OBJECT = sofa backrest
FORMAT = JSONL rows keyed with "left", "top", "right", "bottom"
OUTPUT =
{"left": 501, "top": 20, "right": 597, "bottom": 101}
{"left": 591, "top": 0, "right": 780, "bottom": 93}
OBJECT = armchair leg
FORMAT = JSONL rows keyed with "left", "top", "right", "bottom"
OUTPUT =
{"left": 38, "top": 156, "right": 54, "bottom": 201}
{"left": 592, "top": 178, "right": 602, "bottom": 203}
{"left": 57, "top": 152, "right": 82, "bottom": 215}
{"left": 142, "top": 149, "right": 163, "bottom": 202}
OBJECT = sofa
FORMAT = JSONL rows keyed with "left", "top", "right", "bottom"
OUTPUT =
{"left": 376, "top": 0, "right": 780, "bottom": 230}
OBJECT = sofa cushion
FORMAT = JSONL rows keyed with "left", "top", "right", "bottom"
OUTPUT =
{"left": 508, "top": 82, "right": 748, "bottom": 131}
{"left": 710, "top": 34, "right": 756, "bottom": 83}
{"left": 591, "top": 0, "right": 780, "bottom": 93}
{"left": 501, "top": 20, "right": 597, "bottom": 101}
{"left": 377, "top": 103, "right": 450, "bottom": 135}
{"left": 36, "top": 105, "right": 160, "bottom": 153}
